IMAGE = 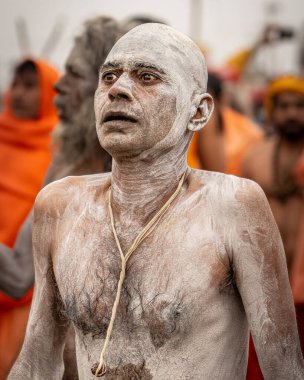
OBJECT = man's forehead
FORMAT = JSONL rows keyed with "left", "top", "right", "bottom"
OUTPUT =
{"left": 276, "top": 91, "right": 304, "bottom": 102}
{"left": 104, "top": 40, "right": 191, "bottom": 78}
{"left": 103, "top": 23, "right": 207, "bottom": 90}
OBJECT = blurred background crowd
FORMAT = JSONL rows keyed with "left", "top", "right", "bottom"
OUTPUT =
{"left": 0, "top": 0, "right": 303, "bottom": 379}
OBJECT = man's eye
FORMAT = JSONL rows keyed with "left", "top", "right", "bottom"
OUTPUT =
{"left": 102, "top": 72, "right": 117, "bottom": 82}
{"left": 139, "top": 73, "right": 158, "bottom": 83}
{"left": 69, "top": 69, "right": 83, "bottom": 79}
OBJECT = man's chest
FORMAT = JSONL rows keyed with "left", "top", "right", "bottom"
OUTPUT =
{"left": 52, "top": 206, "right": 233, "bottom": 340}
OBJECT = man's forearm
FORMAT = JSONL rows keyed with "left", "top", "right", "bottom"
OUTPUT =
{"left": 0, "top": 243, "right": 34, "bottom": 298}
{"left": 0, "top": 212, "right": 34, "bottom": 298}
{"left": 8, "top": 345, "right": 65, "bottom": 380}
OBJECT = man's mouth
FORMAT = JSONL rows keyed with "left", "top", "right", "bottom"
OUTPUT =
{"left": 103, "top": 112, "right": 137, "bottom": 124}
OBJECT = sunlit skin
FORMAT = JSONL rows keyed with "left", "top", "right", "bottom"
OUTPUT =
{"left": 11, "top": 70, "right": 40, "bottom": 119}
{"left": 9, "top": 24, "right": 304, "bottom": 380}
{"left": 242, "top": 91, "right": 304, "bottom": 271}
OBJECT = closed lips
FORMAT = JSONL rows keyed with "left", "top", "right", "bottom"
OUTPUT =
{"left": 103, "top": 112, "right": 137, "bottom": 123}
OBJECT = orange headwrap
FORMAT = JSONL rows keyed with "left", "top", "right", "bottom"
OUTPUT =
{"left": 265, "top": 75, "right": 304, "bottom": 117}
{"left": 0, "top": 58, "right": 60, "bottom": 308}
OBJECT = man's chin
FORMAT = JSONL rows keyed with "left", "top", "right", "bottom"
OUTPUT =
{"left": 100, "top": 139, "right": 144, "bottom": 160}
{"left": 278, "top": 127, "right": 304, "bottom": 141}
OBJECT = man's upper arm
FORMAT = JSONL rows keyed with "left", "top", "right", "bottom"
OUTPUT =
{"left": 231, "top": 179, "right": 304, "bottom": 379}
{"left": 9, "top": 185, "right": 69, "bottom": 379}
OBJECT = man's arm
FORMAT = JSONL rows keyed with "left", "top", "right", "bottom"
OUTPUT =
{"left": 0, "top": 211, "right": 34, "bottom": 298}
{"left": 231, "top": 179, "right": 304, "bottom": 379}
{"left": 9, "top": 186, "right": 70, "bottom": 379}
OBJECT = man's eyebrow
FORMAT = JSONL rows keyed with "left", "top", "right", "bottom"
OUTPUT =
{"left": 99, "top": 61, "right": 165, "bottom": 75}
{"left": 134, "top": 62, "right": 165, "bottom": 74}
{"left": 100, "top": 62, "right": 121, "bottom": 72}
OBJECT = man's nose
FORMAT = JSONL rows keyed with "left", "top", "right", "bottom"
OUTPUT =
{"left": 108, "top": 74, "right": 133, "bottom": 101}
{"left": 286, "top": 104, "right": 300, "bottom": 119}
{"left": 11, "top": 86, "right": 23, "bottom": 99}
{"left": 54, "top": 75, "right": 68, "bottom": 95}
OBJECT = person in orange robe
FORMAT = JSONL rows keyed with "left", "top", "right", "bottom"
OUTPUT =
{"left": 187, "top": 73, "right": 262, "bottom": 175}
{"left": 0, "top": 58, "right": 59, "bottom": 378}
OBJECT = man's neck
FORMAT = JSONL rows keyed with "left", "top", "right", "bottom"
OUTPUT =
{"left": 110, "top": 151, "right": 188, "bottom": 225}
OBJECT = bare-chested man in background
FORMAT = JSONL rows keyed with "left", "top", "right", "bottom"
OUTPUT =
{"left": 242, "top": 76, "right": 304, "bottom": 375}
{"left": 10, "top": 24, "right": 304, "bottom": 380}
{"left": 242, "top": 76, "right": 304, "bottom": 273}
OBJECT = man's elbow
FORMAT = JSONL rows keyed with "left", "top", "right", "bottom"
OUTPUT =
{"left": 3, "top": 272, "right": 34, "bottom": 299}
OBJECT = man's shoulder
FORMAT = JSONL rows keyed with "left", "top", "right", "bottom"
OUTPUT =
{"left": 34, "top": 173, "right": 111, "bottom": 219}
{"left": 191, "top": 169, "right": 267, "bottom": 208}
{"left": 241, "top": 137, "right": 274, "bottom": 179}
{"left": 243, "top": 137, "right": 273, "bottom": 166}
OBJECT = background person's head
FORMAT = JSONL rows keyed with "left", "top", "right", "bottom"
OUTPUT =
{"left": 10, "top": 60, "right": 40, "bottom": 120}
{"left": 53, "top": 16, "right": 120, "bottom": 165}
{"left": 265, "top": 76, "right": 304, "bottom": 141}
{"left": 95, "top": 23, "right": 213, "bottom": 160}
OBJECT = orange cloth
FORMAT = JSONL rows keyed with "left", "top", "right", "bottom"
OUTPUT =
{"left": 187, "top": 107, "right": 262, "bottom": 175}
{"left": 0, "top": 58, "right": 59, "bottom": 378}
{"left": 187, "top": 133, "right": 202, "bottom": 169}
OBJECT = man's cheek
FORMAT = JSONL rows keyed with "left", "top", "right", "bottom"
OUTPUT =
{"left": 94, "top": 94, "right": 104, "bottom": 122}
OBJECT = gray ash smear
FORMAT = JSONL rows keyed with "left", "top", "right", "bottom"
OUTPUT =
{"left": 91, "top": 362, "right": 152, "bottom": 379}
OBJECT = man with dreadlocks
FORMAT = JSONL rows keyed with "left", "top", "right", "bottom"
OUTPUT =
{"left": 0, "top": 16, "right": 120, "bottom": 378}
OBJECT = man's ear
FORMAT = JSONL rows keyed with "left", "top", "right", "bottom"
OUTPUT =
{"left": 188, "top": 93, "right": 214, "bottom": 132}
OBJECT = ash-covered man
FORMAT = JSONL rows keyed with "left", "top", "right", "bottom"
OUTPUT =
{"left": 10, "top": 24, "right": 304, "bottom": 380}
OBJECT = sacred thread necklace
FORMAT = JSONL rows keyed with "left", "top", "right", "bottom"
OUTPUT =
{"left": 92, "top": 171, "right": 186, "bottom": 377}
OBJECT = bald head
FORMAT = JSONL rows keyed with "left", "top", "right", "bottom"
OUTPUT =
{"left": 106, "top": 23, "right": 208, "bottom": 96}
{"left": 95, "top": 23, "right": 213, "bottom": 160}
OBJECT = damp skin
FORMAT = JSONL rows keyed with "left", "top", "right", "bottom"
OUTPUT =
{"left": 9, "top": 24, "right": 304, "bottom": 380}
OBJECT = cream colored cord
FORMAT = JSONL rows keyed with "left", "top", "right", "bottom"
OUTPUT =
{"left": 94, "top": 172, "right": 186, "bottom": 377}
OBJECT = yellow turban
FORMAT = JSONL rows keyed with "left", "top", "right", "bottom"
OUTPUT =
{"left": 265, "top": 75, "right": 304, "bottom": 117}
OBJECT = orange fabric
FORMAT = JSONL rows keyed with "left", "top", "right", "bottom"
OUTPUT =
{"left": 187, "top": 133, "right": 202, "bottom": 169}
{"left": 0, "top": 58, "right": 59, "bottom": 378}
{"left": 0, "top": 303, "right": 31, "bottom": 378}
{"left": 222, "top": 107, "right": 262, "bottom": 176}
{"left": 187, "top": 107, "right": 262, "bottom": 175}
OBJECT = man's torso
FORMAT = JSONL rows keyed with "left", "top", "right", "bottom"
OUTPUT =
{"left": 49, "top": 171, "right": 249, "bottom": 379}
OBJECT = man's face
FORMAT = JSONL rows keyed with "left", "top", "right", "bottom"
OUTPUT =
{"left": 54, "top": 43, "right": 98, "bottom": 124}
{"left": 95, "top": 60, "right": 179, "bottom": 158}
{"left": 272, "top": 92, "right": 304, "bottom": 140}
{"left": 11, "top": 69, "right": 40, "bottom": 119}
{"left": 94, "top": 44, "right": 192, "bottom": 158}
